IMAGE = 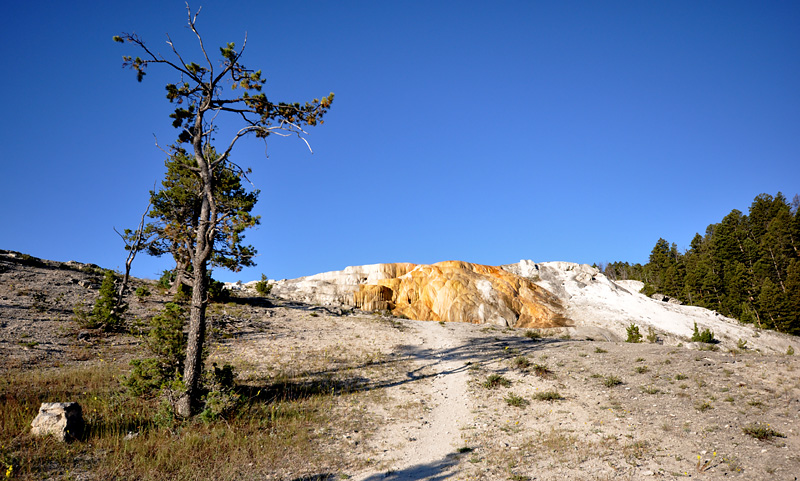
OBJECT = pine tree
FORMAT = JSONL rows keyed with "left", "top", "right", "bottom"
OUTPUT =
{"left": 116, "top": 7, "right": 333, "bottom": 417}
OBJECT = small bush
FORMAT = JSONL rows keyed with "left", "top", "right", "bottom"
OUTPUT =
{"left": 634, "top": 366, "right": 649, "bottom": 374}
{"left": 157, "top": 269, "right": 175, "bottom": 289}
{"left": 74, "top": 270, "right": 126, "bottom": 331}
{"left": 123, "top": 303, "right": 186, "bottom": 398}
{"left": 207, "top": 275, "right": 230, "bottom": 303}
{"left": 532, "top": 363, "right": 553, "bottom": 378}
{"left": 504, "top": 393, "right": 529, "bottom": 407}
{"left": 513, "top": 356, "right": 530, "bottom": 370}
{"left": 595, "top": 347, "right": 607, "bottom": 353}
{"left": 482, "top": 374, "right": 512, "bottom": 389}
{"left": 691, "top": 322, "right": 716, "bottom": 343}
{"left": 646, "top": 327, "right": 658, "bottom": 343}
{"left": 135, "top": 286, "right": 151, "bottom": 299}
{"left": 602, "top": 375, "right": 623, "bottom": 387}
{"left": 533, "top": 390, "right": 563, "bottom": 401}
{"left": 200, "top": 363, "right": 240, "bottom": 422}
{"left": 255, "top": 274, "right": 272, "bottom": 296}
{"left": 787, "top": 346, "right": 795, "bottom": 356}
{"left": 524, "top": 330, "right": 542, "bottom": 340}
{"left": 626, "top": 323, "right": 643, "bottom": 343}
{"left": 695, "top": 401, "right": 713, "bottom": 412}
{"left": 742, "top": 423, "right": 785, "bottom": 441}
{"left": 736, "top": 338, "right": 748, "bottom": 350}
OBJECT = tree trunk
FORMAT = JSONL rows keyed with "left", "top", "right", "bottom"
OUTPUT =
{"left": 175, "top": 250, "right": 208, "bottom": 418}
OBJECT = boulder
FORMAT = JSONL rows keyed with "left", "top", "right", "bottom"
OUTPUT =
{"left": 30, "top": 402, "right": 83, "bottom": 441}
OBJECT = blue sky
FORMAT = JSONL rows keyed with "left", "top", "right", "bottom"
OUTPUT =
{"left": 1, "top": 1, "right": 798, "bottom": 282}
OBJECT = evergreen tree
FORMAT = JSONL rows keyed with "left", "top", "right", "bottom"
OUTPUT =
{"left": 116, "top": 7, "right": 333, "bottom": 417}
{"left": 610, "top": 192, "right": 799, "bottom": 336}
{"left": 137, "top": 146, "right": 259, "bottom": 293}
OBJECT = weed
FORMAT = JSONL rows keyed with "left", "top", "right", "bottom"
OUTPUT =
{"left": 135, "top": 286, "right": 151, "bottom": 299}
{"left": 533, "top": 391, "right": 563, "bottom": 401}
{"left": 524, "top": 330, "right": 541, "bottom": 340}
{"left": 594, "top": 347, "right": 607, "bottom": 353}
{"left": 675, "top": 373, "right": 688, "bottom": 380}
{"left": 736, "top": 338, "right": 748, "bottom": 350}
{"left": 512, "top": 356, "right": 530, "bottom": 370}
{"left": 640, "top": 385, "right": 660, "bottom": 395}
{"left": 504, "top": 393, "right": 529, "bottom": 407}
{"left": 602, "top": 375, "right": 622, "bottom": 387}
{"left": 483, "top": 374, "right": 512, "bottom": 389}
{"left": 695, "top": 401, "right": 713, "bottom": 412}
{"left": 626, "top": 323, "right": 643, "bottom": 343}
{"left": 646, "top": 327, "right": 658, "bottom": 343}
{"left": 531, "top": 363, "right": 553, "bottom": 379}
{"left": 634, "top": 366, "right": 649, "bottom": 374}
{"left": 787, "top": 346, "right": 795, "bottom": 356}
{"left": 457, "top": 446, "right": 473, "bottom": 454}
{"left": 509, "top": 474, "right": 531, "bottom": 481}
{"left": 742, "top": 423, "right": 785, "bottom": 441}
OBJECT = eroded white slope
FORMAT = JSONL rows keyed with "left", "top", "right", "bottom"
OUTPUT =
{"left": 503, "top": 260, "right": 794, "bottom": 354}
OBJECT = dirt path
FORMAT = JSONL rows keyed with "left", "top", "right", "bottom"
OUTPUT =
{"left": 353, "top": 321, "right": 476, "bottom": 481}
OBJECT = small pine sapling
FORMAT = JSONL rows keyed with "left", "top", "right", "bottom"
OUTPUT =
{"left": 626, "top": 323, "right": 643, "bottom": 343}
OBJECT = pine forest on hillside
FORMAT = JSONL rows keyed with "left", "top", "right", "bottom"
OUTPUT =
{"left": 603, "top": 193, "right": 800, "bottom": 335}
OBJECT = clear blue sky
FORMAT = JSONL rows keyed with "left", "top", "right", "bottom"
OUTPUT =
{"left": 1, "top": 1, "right": 798, "bottom": 282}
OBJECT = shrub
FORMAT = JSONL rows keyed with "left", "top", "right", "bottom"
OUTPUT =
{"left": 626, "top": 323, "right": 643, "bottom": 343}
{"left": 602, "top": 375, "right": 623, "bottom": 387}
{"left": 532, "top": 363, "right": 553, "bottom": 378}
{"left": 207, "top": 275, "right": 230, "bottom": 303}
{"left": 736, "top": 338, "right": 748, "bottom": 350}
{"left": 135, "top": 285, "right": 151, "bottom": 299}
{"left": 691, "top": 322, "right": 716, "bottom": 343}
{"left": 74, "top": 270, "right": 126, "bottom": 331}
{"left": 533, "top": 390, "right": 563, "bottom": 401}
{"left": 255, "top": 274, "right": 272, "bottom": 296}
{"left": 646, "top": 327, "right": 658, "bottom": 343}
{"left": 524, "top": 330, "right": 542, "bottom": 340}
{"left": 482, "top": 374, "right": 512, "bottom": 389}
{"left": 513, "top": 356, "right": 530, "bottom": 370}
{"left": 504, "top": 393, "right": 529, "bottom": 407}
{"left": 787, "top": 346, "right": 795, "bottom": 356}
{"left": 123, "top": 303, "right": 186, "bottom": 398}
{"left": 199, "top": 363, "right": 240, "bottom": 422}
{"left": 742, "top": 423, "right": 785, "bottom": 441}
{"left": 157, "top": 269, "right": 175, "bottom": 289}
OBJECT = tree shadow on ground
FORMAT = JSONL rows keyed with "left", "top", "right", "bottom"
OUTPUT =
{"left": 234, "top": 327, "right": 572, "bottom": 405}
{"left": 358, "top": 451, "right": 462, "bottom": 481}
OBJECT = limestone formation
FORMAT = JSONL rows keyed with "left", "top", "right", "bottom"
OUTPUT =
{"left": 273, "top": 260, "right": 567, "bottom": 328}
{"left": 30, "top": 402, "right": 83, "bottom": 441}
{"left": 362, "top": 261, "right": 566, "bottom": 328}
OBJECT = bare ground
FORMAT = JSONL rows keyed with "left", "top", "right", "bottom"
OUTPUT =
{"left": 2, "top": 251, "right": 799, "bottom": 480}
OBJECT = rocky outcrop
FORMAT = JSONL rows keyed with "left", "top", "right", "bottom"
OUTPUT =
{"left": 274, "top": 260, "right": 567, "bottom": 328}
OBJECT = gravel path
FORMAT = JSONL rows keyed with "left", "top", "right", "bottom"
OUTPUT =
{"left": 354, "top": 321, "right": 475, "bottom": 480}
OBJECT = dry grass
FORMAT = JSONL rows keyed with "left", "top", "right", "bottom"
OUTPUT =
{"left": 0, "top": 361, "right": 368, "bottom": 480}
